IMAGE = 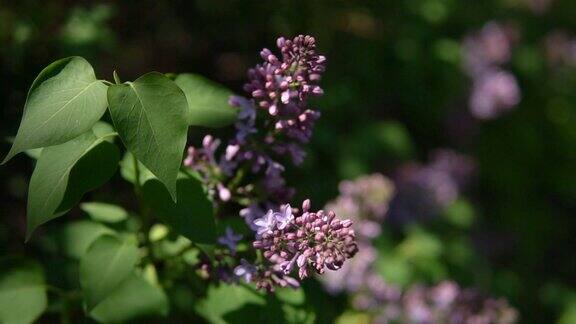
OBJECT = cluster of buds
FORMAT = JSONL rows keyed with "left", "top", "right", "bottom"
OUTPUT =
{"left": 184, "top": 35, "right": 326, "bottom": 208}
{"left": 252, "top": 200, "right": 358, "bottom": 280}
{"left": 185, "top": 35, "right": 350, "bottom": 291}
{"left": 246, "top": 35, "right": 325, "bottom": 144}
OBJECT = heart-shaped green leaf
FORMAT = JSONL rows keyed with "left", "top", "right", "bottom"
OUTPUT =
{"left": 26, "top": 123, "right": 119, "bottom": 240}
{"left": 3, "top": 57, "right": 108, "bottom": 163}
{"left": 142, "top": 173, "right": 216, "bottom": 245}
{"left": 108, "top": 72, "right": 189, "bottom": 200}
{"left": 79, "top": 235, "right": 140, "bottom": 311}
{"left": 0, "top": 258, "right": 47, "bottom": 324}
{"left": 175, "top": 73, "right": 238, "bottom": 128}
{"left": 89, "top": 274, "right": 169, "bottom": 322}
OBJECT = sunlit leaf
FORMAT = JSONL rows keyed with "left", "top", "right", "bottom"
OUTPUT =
{"left": 79, "top": 234, "right": 139, "bottom": 311}
{"left": 3, "top": 57, "right": 108, "bottom": 163}
{"left": 108, "top": 72, "right": 188, "bottom": 200}
{"left": 81, "top": 202, "right": 128, "bottom": 223}
{"left": 26, "top": 125, "right": 119, "bottom": 240}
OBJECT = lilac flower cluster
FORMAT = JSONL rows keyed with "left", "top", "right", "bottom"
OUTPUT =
{"left": 322, "top": 174, "right": 396, "bottom": 297}
{"left": 463, "top": 22, "right": 521, "bottom": 120}
{"left": 321, "top": 173, "right": 518, "bottom": 323}
{"left": 185, "top": 36, "right": 358, "bottom": 291}
{"left": 373, "top": 281, "right": 518, "bottom": 324}
{"left": 388, "top": 149, "right": 475, "bottom": 226}
{"left": 246, "top": 35, "right": 325, "bottom": 144}
{"left": 325, "top": 174, "right": 395, "bottom": 240}
{"left": 251, "top": 200, "right": 358, "bottom": 280}
{"left": 185, "top": 35, "right": 326, "bottom": 209}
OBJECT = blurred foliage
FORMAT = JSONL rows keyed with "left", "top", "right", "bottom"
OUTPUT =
{"left": 1, "top": 0, "right": 576, "bottom": 323}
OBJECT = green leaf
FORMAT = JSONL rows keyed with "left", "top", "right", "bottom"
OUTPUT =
{"left": 195, "top": 285, "right": 265, "bottom": 324}
{"left": 26, "top": 126, "right": 119, "bottom": 240}
{"left": 79, "top": 234, "right": 140, "bottom": 311}
{"left": 24, "top": 148, "right": 43, "bottom": 160}
{"left": 81, "top": 202, "right": 128, "bottom": 223}
{"left": 142, "top": 173, "right": 216, "bottom": 245}
{"left": 119, "top": 152, "right": 156, "bottom": 185}
{"left": 90, "top": 274, "right": 168, "bottom": 323}
{"left": 45, "top": 220, "right": 114, "bottom": 259}
{"left": 276, "top": 288, "right": 306, "bottom": 306}
{"left": 107, "top": 72, "right": 189, "bottom": 200}
{"left": 3, "top": 57, "right": 108, "bottom": 163}
{"left": 175, "top": 73, "right": 238, "bottom": 128}
{"left": 0, "top": 258, "right": 47, "bottom": 324}
{"left": 442, "top": 198, "right": 475, "bottom": 229}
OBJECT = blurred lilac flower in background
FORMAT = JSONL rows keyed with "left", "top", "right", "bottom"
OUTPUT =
{"left": 388, "top": 149, "right": 475, "bottom": 226}
{"left": 325, "top": 174, "right": 395, "bottom": 240}
{"left": 522, "top": 0, "right": 554, "bottom": 14}
{"left": 463, "top": 22, "right": 521, "bottom": 120}
{"left": 544, "top": 30, "right": 576, "bottom": 67}
{"left": 469, "top": 70, "right": 521, "bottom": 120}
{"left": 373, "top": 281, "right": 518, "bottom": 324}
{"left": 322, "top": 171, "right": 517, "bottom": 323}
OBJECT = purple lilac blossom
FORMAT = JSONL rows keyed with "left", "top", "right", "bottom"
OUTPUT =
{"left": 469, "top": 69, "right": 521, "bottom": 120}
{"left": 185, "top": 34, "right": 326, "bottom": 213}
{"left": 217, "top": 227, "right": 243, "bottom": 255}
{"left": 463, "top": 22, "right": 514, "bottom": 75}
{"left": 233, "top": 259, "right": 257, "bottom": 283}
{"left": 233, "top": 258, "right": 301, "bottom": 292}
{"left": 185, "top": 35, "right": 343, "bottom": 291}
{"left": 253, "top": 200, "right": 358, "bottom": 280}
{"left": 463, "top": 22, "right": 521, "bottom": 120}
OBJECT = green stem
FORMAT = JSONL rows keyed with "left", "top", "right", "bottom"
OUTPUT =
{"left": 61, "top": 298, "right": 70, "bottom": 324}
{"left": 132, "top": 155, "right": 142, "bottom": 193}
{"left": 113, "top": 70, "right": 122, "bottom": 85}
{"left": 45, "top": 286, "right": 78, "bottom": 324}
{"left": 132, "top": 155, "right": 155, "bottom": 263}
